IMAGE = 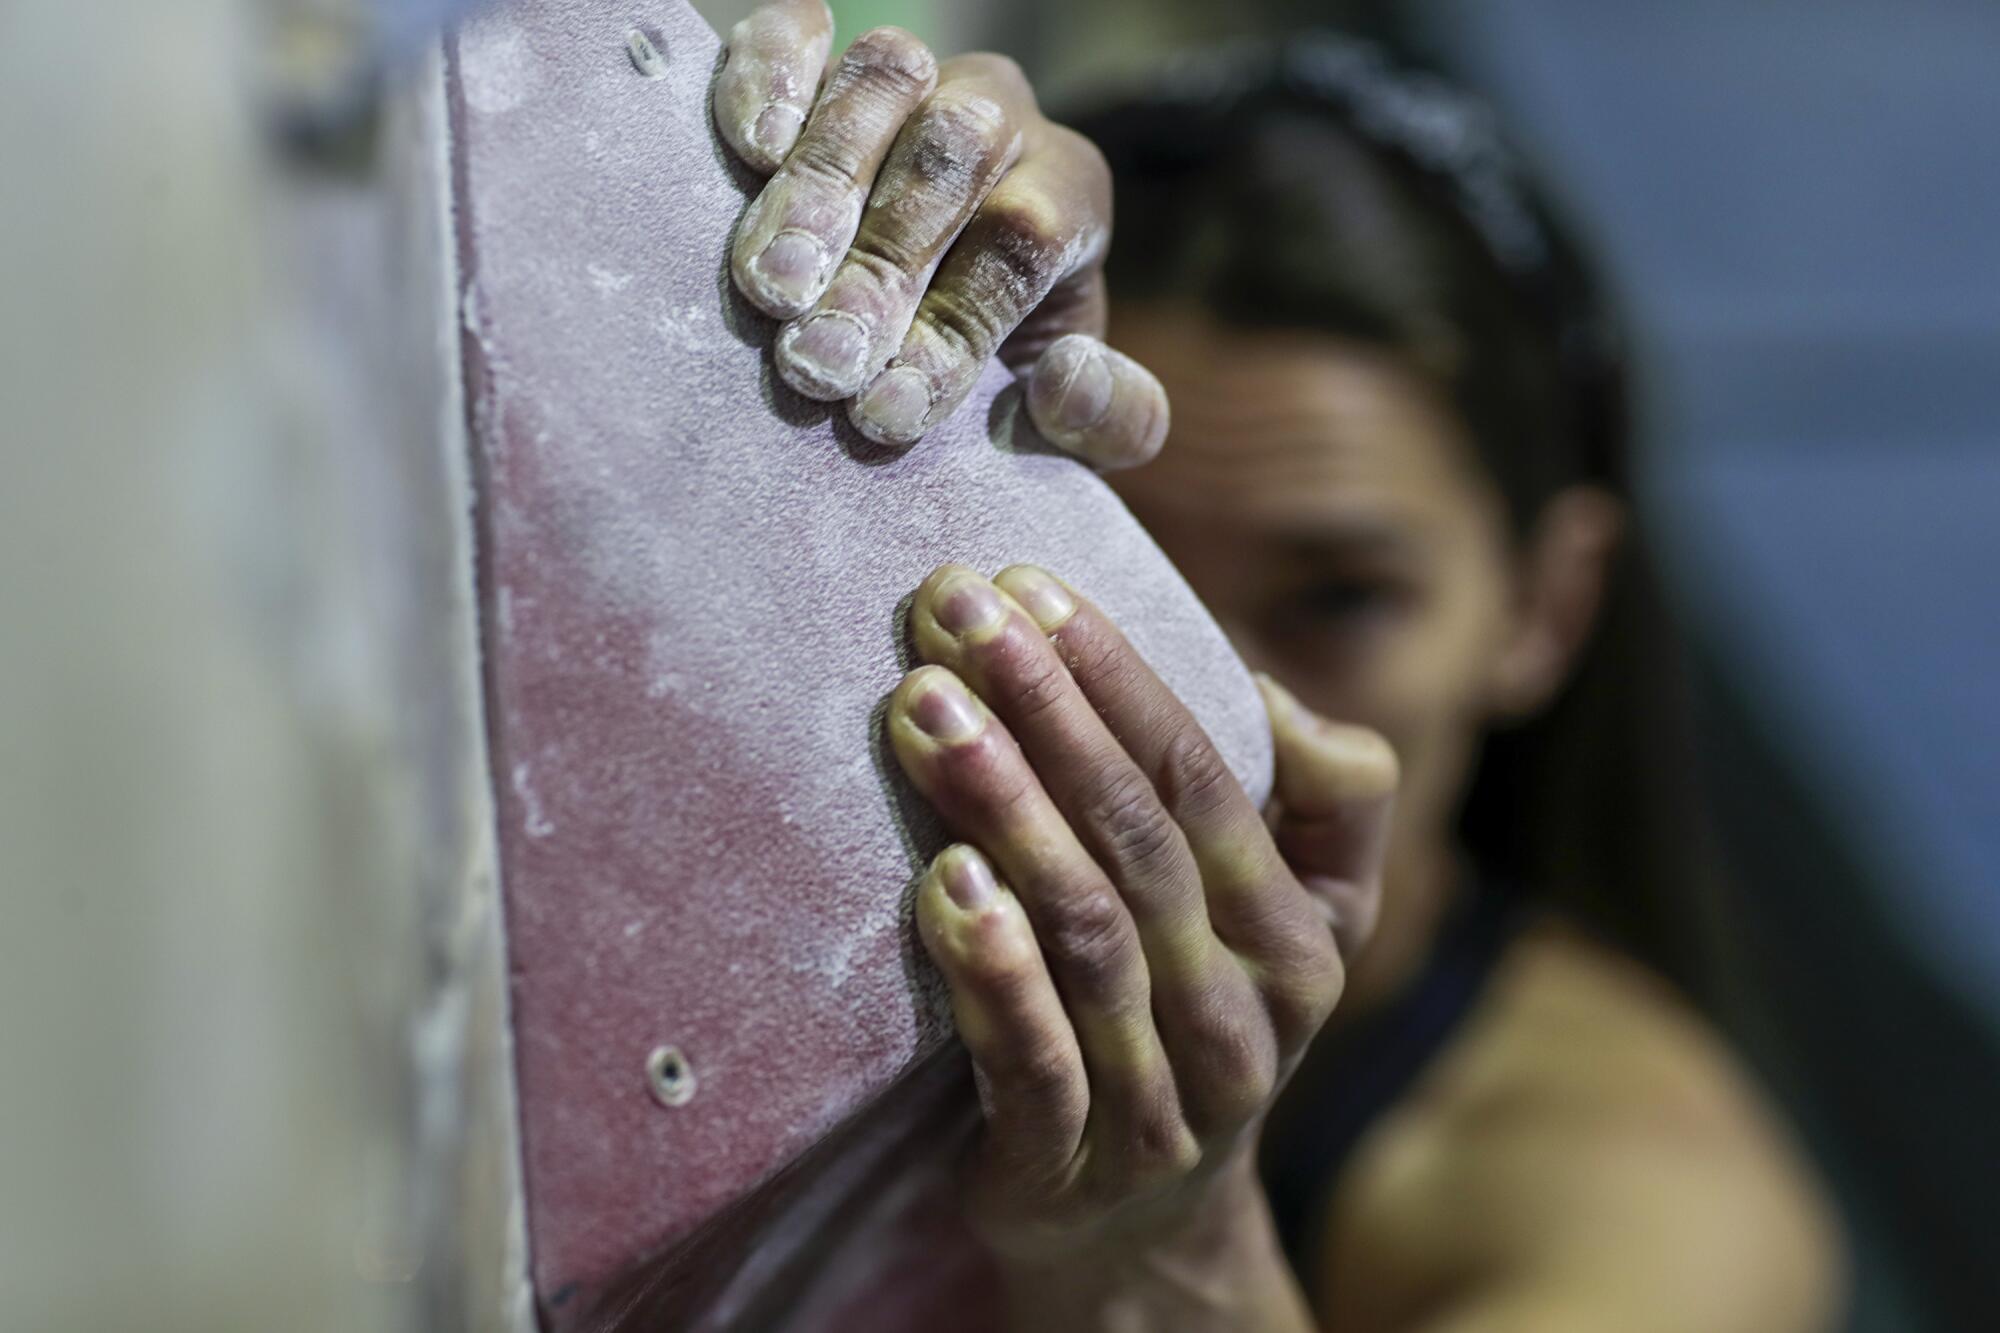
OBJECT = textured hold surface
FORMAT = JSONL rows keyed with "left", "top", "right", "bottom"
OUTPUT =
{"left": 448, "top": 0, "right": 1273, "bottom": 1323}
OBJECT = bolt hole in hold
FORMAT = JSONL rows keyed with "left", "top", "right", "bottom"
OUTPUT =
{"left": 647, "top": 1044, "right": 697, "bottom": 1107}
{"left": 627, "top": 29, "right": 668, "bottom": 78}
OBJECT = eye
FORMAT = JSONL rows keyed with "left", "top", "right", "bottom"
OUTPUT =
{"left": 1299, "top": 578, "right": 1395, "bottom": 620}
{"left": 1269, "top": 574, "right": 1411, "bottom": 641}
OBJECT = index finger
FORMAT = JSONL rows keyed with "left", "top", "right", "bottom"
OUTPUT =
{"left": 989, "top": 566, "right": 1276, "bottom": 889}
{"left": 991, "top": 566, "right": 1341, "bottom": 1032}
{"left": 713, "top": 0, "right": 835, "bottom": 174}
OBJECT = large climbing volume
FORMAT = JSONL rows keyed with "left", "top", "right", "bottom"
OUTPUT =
{"left": 449, "top": 1, "right": 1273, "bottom": 1327}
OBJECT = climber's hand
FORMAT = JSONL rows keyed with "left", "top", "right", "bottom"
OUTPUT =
{"left": 715, "top": 0, "right": 1167, "bottom": 463}
{"left": 885, "top": 563, "right": 1397, "bottom": 1266}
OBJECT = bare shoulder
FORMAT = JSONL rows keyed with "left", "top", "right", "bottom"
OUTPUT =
{"left": 1313, "top": 922, "right": 1846, "bottom": 1333}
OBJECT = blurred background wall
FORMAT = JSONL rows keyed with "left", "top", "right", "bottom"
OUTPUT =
{"left": 1, "top": 1, "right": 526, "bottom": 1328}
{"left": 1408, "top": 8, "right": 2000, "bottom": 1330}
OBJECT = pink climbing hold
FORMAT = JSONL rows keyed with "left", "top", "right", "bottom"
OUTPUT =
{"left": 448, "top": 1, "right": 1273, "bottom": 1326}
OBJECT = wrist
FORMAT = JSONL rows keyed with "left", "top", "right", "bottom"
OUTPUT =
{"left": 993, "top": 1155, "right": 1313, "bottom": 1332}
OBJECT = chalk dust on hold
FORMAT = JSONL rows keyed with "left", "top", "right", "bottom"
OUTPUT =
{"left": 453, "top": 0, "right": 1273, "bottom": 1319}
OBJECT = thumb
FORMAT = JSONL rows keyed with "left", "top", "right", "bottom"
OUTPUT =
{"left": 1024, "top": 333, "right": 1171, "bottom": 471}
{"left": 1255, "top": 673, "right": 1398, "bottom": 961}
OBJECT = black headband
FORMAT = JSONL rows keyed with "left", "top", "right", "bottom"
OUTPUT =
{"left": 1077, "top": 32, "right": 1630, "bottom": 483}
{"left": 1145, "top": 34, "right": 1554, "bottom": 280}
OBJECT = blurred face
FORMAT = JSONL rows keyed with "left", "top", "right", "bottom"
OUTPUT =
{"left": 1107, "top": 304, "right": 1524, "bottom": 898}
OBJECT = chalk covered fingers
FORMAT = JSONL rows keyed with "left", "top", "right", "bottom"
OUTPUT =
{"left": 716, "top": 6, "right": 1169, "bottom": 463}
{"left": 711, "top": 0, "right": 835, "bottom": 172}
{"left": 725, "top": 23, "right": 939, "bottom": 319}
{"left": 888, "top": 566, "right": 1396, "bottom": 1252}
{"left": 779, "top": 56, "right": 1035, "bottom": 411}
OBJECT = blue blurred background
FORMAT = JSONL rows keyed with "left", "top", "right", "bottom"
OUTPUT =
{"left": 1414, "top": 5, "right": 2000, "bottom": 1328}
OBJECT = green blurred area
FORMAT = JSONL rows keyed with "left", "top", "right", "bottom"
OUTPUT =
{"left": 693, "top": 0, "right": 951, "bottom": 49}
{"left": 829, "top": 0, "right": 933, "bottom": 45}
{"left": 689, "top": 0, "right": 1391, "bottom": 105}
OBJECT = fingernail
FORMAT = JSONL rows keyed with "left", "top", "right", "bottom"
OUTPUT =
{"left": 750, "top": 102, "right": 805, "bottom": 161}
{"left": 748, "top": 228, "right": 825, "bottom": 311}
{"left": 932, "top": 572, "right": 1005, "bottom": 636}
{"left": 908, "top": 672, "right": 984, "bottom": 742}
{"left": 854, "top": 365, "right": 934, "bottom": 443}
{"left": 997, "top": 566, "right": 1075, "bottom": 630}
{"left": 1050, "top": 340, "right": 1114, "bottom": 433}
{"left": 940, "top": 847, "right": 998, "bottom": 912}
{"left": 778, "top": 310, "right": 870, "bottom": 395}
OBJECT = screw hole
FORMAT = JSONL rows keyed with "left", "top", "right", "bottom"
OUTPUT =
{"left": 646, "top": 1044, "right": 696, "bottom": 1108}
{"left": 627, "top": 29, "right": 667, "bottom": 79}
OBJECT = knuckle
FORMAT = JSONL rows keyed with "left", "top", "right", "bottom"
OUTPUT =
{"left": 1197, "top": 1022, "right": 1279, "bottom": 1127}
{"left": 1156, "top": 726, "right": 1236, "bottom": 822}
{"left": 832, "top": 240, "right": 915, "bottom": 302}
{"left": 1121, "top": 1111, "right": 1203, "bottom": 1186}
{"left": 947, "top": 51, "right": 1031, "bottom": 100}
{"left": 1050, "top": 123, "right": 1111, "bottom": 184}
{"left": 909, "top": 93, "right": 1015, "bottom": 184}
{"left": 842, "top": 26, "right": 938, "bottom": 97}
{"left": 1002, "top": 1037, "right": 1084, "bottom": 1118}
{"left": 975, "top": 191, "right": 1071, "bottom": 291}
{"left": 927, "top": 89, "right": 1013, "bottom": 143}
{"left": 1060, "top": 622, "right": 1142, "bottom": 696}
{"left": 992, "top": 647, "right": 1071, "bottom": 727}
{"left": 1076, "top": 764, "right": 1182, "bottom": 883}
{"left": 919, "top": 198, "right": 1070, "bottom": 366}
{"left": 783, "top": 138, "right": 863, "bottom": 192}
{"left": 983, "top": 189, "right": 1063, "bottom": 250}
{"left": 916, "top": 287, "right": 1004, "bottom": 366}
{"left": 1263, "top": 938, "right": 1346, "bottom": 1043}
{"left": 1039, "top": 887, "right": 1139, "bottom": 999}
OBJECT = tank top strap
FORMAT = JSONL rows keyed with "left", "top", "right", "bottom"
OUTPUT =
{"left": 1259, "top": 877, "right": 1530, "bottom": 1274}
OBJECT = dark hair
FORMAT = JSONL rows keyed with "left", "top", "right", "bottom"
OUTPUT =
{"left": 1071, "top": 35, "right": 1704, "bottom": 973}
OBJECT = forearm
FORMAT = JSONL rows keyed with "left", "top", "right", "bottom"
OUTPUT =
{"left": 996, "top": 1161, "right": 1317, "bottom": 1333}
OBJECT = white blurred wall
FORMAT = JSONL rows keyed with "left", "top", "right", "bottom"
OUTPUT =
{"left": 0, "top": 2, "right": 524, "bottom": 1328}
